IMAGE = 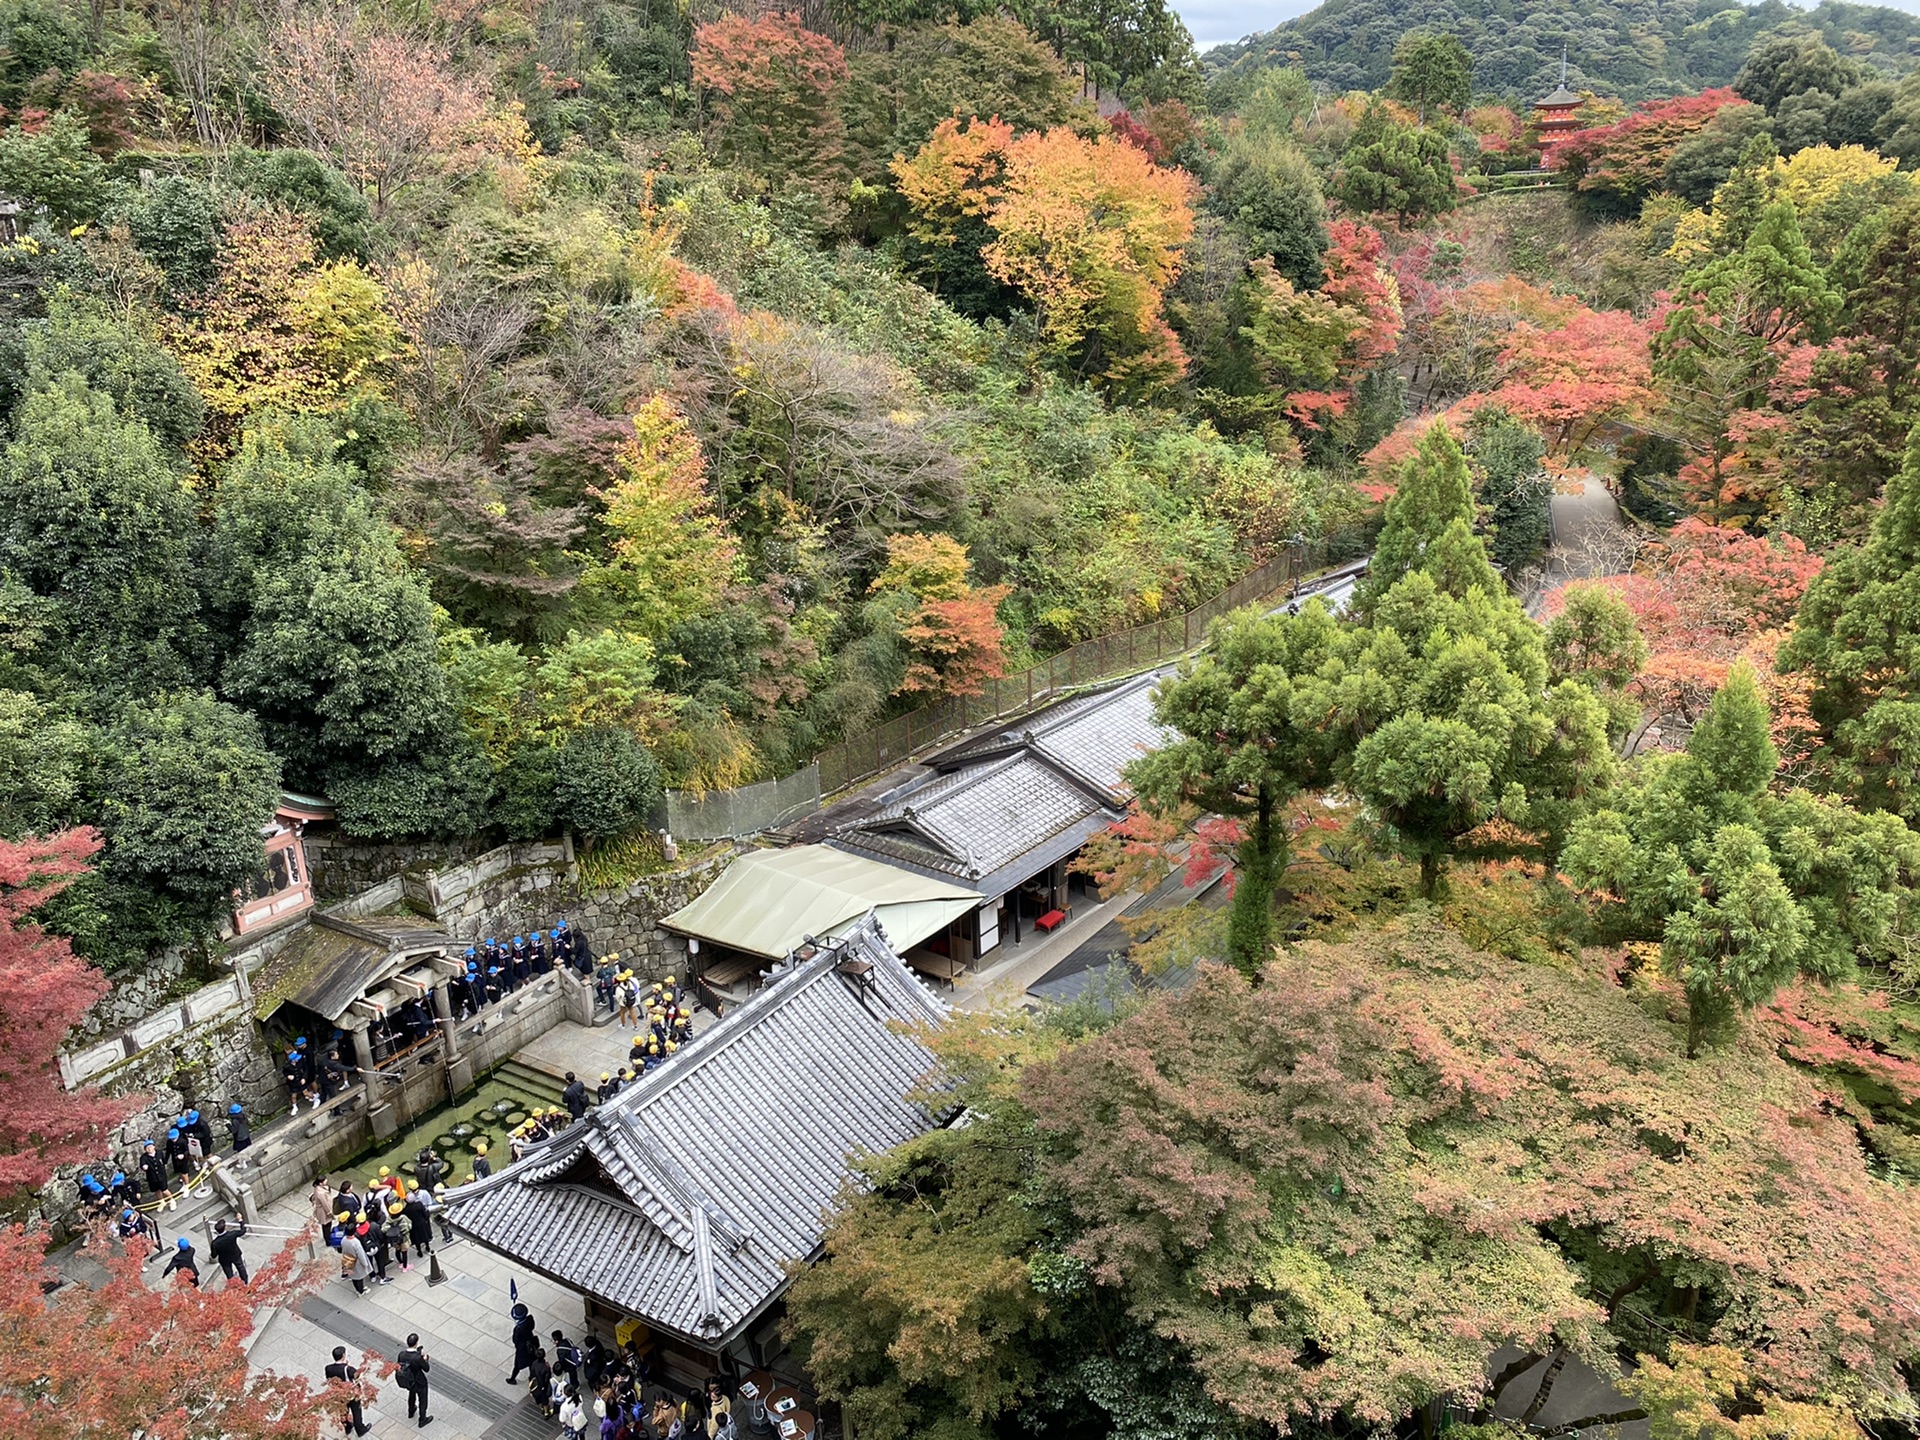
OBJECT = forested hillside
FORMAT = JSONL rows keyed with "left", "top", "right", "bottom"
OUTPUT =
{"left": 4, "top": 3, "right": 1920, "bottom": 1433}
{"left": 1206, "top": 0, "right": 1920, "bottom": 100}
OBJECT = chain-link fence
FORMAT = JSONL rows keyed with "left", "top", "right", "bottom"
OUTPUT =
{"left": 659, "top": 764, "right": 822, "bottom": 841}
{"left": 814, "top": 545, "right": 1317, "bottom": 797}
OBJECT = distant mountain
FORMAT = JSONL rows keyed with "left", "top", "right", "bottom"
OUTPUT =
{"left": 1202, "top": 0, "right": 1920, "bottom": 102}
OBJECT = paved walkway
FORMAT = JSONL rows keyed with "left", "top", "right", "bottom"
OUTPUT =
{"left": 244, "top": 1182, "right": 591, "bottom": 1440}
{"left": 1525, "top": 474, "right": 1633, "bottom": 616}
{"left": 947, "top": 891, "right": 1127, "bottom": 1010}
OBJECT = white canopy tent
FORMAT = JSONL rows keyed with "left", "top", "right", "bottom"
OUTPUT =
{"left": 660, "top": 845, "right": 980, "bottom": 961}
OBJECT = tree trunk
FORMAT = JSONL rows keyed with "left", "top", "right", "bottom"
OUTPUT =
{"left": 1519, "top": 1347, "right": 1569, "bottom": 1425}
{"left": 1419, "top": 850, "right": 1441, "bottom": 900}
{"left": 1227, "top": 782, "right": 1281, "bottom": 980}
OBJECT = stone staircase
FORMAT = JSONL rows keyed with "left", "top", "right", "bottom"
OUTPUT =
{"left": 490, "top": 1056, "right": 567, "bottom": 1104}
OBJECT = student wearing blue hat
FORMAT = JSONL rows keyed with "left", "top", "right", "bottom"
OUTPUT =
{"left": 227, "top": 1102, "right": 251, "bottom": 1152}
{"left": 159, "top": 1234, "right": 200, "bottom": 1287}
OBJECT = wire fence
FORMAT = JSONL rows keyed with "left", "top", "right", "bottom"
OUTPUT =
{"left": 814, "top": 542, "right": 1322, "bottom": 798}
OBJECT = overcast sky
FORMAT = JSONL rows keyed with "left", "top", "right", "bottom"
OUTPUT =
{"left": 1177, "top": 0, "right": 1920, "bottom": 57}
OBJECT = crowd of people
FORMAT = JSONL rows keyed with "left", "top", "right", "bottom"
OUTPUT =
{"left": 277, "top": 918, "right": 598, "bottom": 1118}
{"left": 454, "top": 920, "right": 593, "bottom": 1017}
{"left": 504, "top": 1301, "right": 740, "bottom": 1440}
{"left": 312, "top": 1163, "right": 447, "bottom": 1295}
{"left": 74, "top": 1102, "right": 254, "bottom": 1244}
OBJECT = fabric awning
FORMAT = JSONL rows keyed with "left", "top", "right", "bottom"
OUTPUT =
{"left": 661, "top": 845, "right": 980, "bottom": 960}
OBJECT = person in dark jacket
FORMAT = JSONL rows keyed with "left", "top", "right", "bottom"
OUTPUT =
{"left": 226, "top": 1103, "right": 252, "bottom": 1152}
{"left": 507, "top": 1302, "right": 538, "bottom": 1384}
{"left": 404, "top": 1192, "right": 434, "bottom": 1257}
{"left": 209, "top": 1218, "right": 249, "bottom": 1284}
{"left": 562, "top": 1072, "right": 589, "bottom": 1119}
{"left": 325, "top": 1346, "right": 372, "bottom": 1437}
{"left": 396, "top": 1333, "right": 433, "bottom": 1427}
{"left": 140, "top": 1139, "right": 176, "bottom": 1212}
{"left": 159, "top": 1236, "right": 200, "bottom": 1287}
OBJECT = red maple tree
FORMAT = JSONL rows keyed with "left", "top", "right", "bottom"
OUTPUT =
{"left": 1545, "top": 89, "right": 1757, "bottom": 201}
{"left": 691, "top": 13, "right": 846, "bottom": 184}
{"left": 0, "top": 831, "right": 131, "bottom": 1194}
{"left": 0, "top": 1224, "right": 340, "bottom": 1438}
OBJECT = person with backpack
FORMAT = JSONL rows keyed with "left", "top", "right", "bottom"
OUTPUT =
{"left": 383, "top": 1202, "right": 412, "bottom": 1273}
{"left": 396, "top": 1333, "right": 433, "bottom": 1428}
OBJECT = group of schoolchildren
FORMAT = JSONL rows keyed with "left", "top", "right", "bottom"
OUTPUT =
{"left": 619, "top": 974, "right": 698, "bottom": 1069}
{"left": 455, "top": 920, "right": 592, "bottom": 1017}
{"left": 73, "top": 1102, "right": 255, "bottom": 1260}
{"left": 314, "top": 1159, "right": 450, "bottom": 1294}
{"left": 507, "top": 1300, "right": 739, "bottom": 1440}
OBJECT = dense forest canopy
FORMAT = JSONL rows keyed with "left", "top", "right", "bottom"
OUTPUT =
{"left": 1205, "top": 0, "right": 1920, "bottom": 101}
{"left": 1, "top": 0, "right": 1920, "bottom": 1435}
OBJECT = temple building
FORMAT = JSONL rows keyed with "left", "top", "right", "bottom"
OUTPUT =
{"left": 1534, "top": 49, "right": 1584, "bottom": 136}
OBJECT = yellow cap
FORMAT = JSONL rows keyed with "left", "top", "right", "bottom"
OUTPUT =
{"left": 388, "top": 1202, "right": 403, "bottom": 1215}
{"left": 378, "top": 1166, "right": 389, "bottom": 1176}
{"left": 666, "top": 1040, "right": 678, "bottom": 1053}
{"left": 600, "top": 1072, "right": 610, "bottom": 1081}
{"left": 474, "top": 1142, "right": 488, "bottom": 1154}
{"left": 334, "top": 1210, "right": 350, "bottom": 1223}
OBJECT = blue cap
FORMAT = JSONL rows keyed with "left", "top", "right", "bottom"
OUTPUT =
{"left": 187, "top": 1110, "right": 199, "bottom": 1122}
{"left": 514, "top": 935, "right": 523, "bottom": 944}
{"left": 111, "top": 1171, "right": 123, "bottom": 1184}
{"left": 166, "top": 1129, "right": 179, "bottom": 1140}
{"left": 551, "top": 928, "right": 561, "bottom": 938}
{"left": 464, "top": 946, "right": 475, "bottom": 957}
{"left": 229, "top": 1104, "right": 243, "bottom": 1115}
{"left": 121, "top": 1207, "right": 133, "bottom": 1221}
{"left": 467, "top": 961, "right": 477, "bottom": 972}
{"left": 142, "top": 1139, "right": 154, "bottom": 1148}
{"left": 295, "top": 1036, "right": 308, "bottom": 1046}
{"left": 176, "top": 1237, "right": 190, "bottom": 1250}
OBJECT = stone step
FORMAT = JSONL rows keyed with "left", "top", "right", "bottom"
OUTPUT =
{"left": 491, "top": 1056, "right": 566, "bottom": 1099}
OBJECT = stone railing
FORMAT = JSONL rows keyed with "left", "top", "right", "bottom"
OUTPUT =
{"left": 59, "top": 972, "right": 252, "bottom": 1089}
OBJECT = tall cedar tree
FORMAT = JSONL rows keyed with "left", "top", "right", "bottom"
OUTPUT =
{"left": 1562, "top": 667, "right": 1920, "bottom": 1053}
{"left": 1783, "top": 422, "right": 1920, "bottom": 821}
{"left": 1126, "top": 602, "right": 1353, "bottom": 976}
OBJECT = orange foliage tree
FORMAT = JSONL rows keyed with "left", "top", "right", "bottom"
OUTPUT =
{"left": 868, "top": 533, "right": 1011, "bottom": 699}
{"left": 691, "top": 13, "right": 846, "bottom": 186}
{"left": 259, "top": 6, "right": 513, "bottom": 214}
{"left": 1486, "top": 304, "right": 1656, "bottom": 453}
{"left": 895, "top": 119, "right": 1196, "bottom": 391}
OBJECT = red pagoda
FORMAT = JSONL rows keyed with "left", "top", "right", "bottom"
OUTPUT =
{"left": 1534, "top": 48, "right": 1583, "bottom": 135}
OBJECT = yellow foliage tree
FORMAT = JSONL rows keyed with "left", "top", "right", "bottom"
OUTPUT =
{"left": 575, "top": 395, "right": 739, "bottom": 639}
{"left": 163, "top": 212, "right": 403, "bottom": 453}
{"left": 983, "top": 126, "right": 1196, "bottom": 390}
{"left": 893, "top": 119, "right": 1196, "bottom": 392}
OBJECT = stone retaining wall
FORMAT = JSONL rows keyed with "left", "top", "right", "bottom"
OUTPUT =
{"left": 302, "top": 832, "right": 482, "bottom": 901}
